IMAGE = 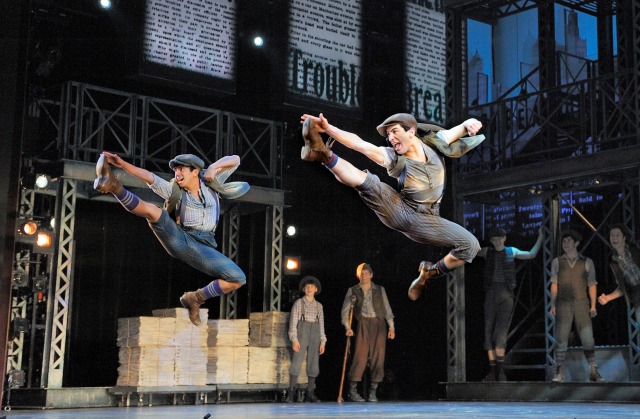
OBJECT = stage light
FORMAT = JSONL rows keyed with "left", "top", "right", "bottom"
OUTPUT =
{"left": 34, "top": 174, "right": 50, "bottom": 190}
{"left": 12, "top": 267, "right": 28, "bottom": 288}
{"left": 49, "top": 217, "right": 56, "bottom": 229}
{"left": 253, "top": 36, "right": 264, "bottom": 47}
{"left": 7, "top": 370, "right": 25, "bottom": 389}
{"left": 33, "top": 275, "right": 48, "bottom": 293}
{"left": 284, "top": 256, "right": 301, "bottom": 275}
{"left": 19, "top": 220, "right": 38, "bottom": 236}
{"left": 286, "top": 225, "right": 297, "bottom": 237}
{"left": 13, "top": 317, "right": 29, "bottom": 333}
{"left": 99, "top": 0, "right": 112, "bottom": 10}
{"left": 33, "top": 230, "right": 54, "bottom": 254}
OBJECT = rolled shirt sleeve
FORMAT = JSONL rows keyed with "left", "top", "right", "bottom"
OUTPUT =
{"left": 147, "top": 173, "right": 173, "bottom": 200}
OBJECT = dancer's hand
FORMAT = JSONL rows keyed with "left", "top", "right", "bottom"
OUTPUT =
{"left": 463, "top": 118, "right": 482, "bottom": 136}
{"left": 319, "top": 343, "right": 325, "bottom": 355}
{"left": 202, "top": 167, "right": 220, "bottom": 183}
{"left": 597, "top": 293, "right": 609, "bottom": 305}
{"left": 301, "top": 113, "right": 329, "bottom": 132}
{"left": 388, "top": 329, "right": 395, "bottom": 340}
{"left": 345, "top": 328, "right": 354, "bottom": 337}
{"left": 101, "top": 151, "right": 125, "bottom": 168}
{"left": 292, "top": 341, "right": 300, "bottom": 352}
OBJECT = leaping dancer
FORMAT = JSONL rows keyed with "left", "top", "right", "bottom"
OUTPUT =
{"left": 300, "top": 113, "right": 484, "bottom": 300}
{"left": 93, "top": 152, "right": 249, "bottom": 326}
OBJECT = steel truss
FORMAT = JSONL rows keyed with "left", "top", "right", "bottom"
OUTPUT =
{"left": 42, "top": 179, "right": 76, "bottom": 389}
{"left": 264, "top": 205, "right": 284, "bottom": 312}
{"left": 6, "top": 190, "right": 35, "bottom": 376}
{"left": 220, "top": 209, "right": 241, "bottom": 319}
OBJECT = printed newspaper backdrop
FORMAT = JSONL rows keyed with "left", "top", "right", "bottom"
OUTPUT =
{"left": 405, "top": 1, "right": 446, "bottom": 124}
{"left": 287, "top": 0, "right": 363, "bottom": 111}
{"left": 142, "top": 0, "right": 237, "bottom": 83}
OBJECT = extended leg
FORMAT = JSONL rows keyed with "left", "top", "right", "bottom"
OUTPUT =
{"left": 94, "top": 154, "right": 162, "bottom": 222}
{"left": 301, "top": 117, "right": 367, "bottom": 187}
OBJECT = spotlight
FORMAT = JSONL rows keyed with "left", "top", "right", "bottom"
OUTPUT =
{"left": 34, "top": 174, "right": 50, "bottom": 190}
{"left": 253, "top": 36, "right": 264, "bottom": 47}
{"left": 99, "top": 0, "right": 112, "bottom": 9}
{"left": 286, "top": 225, "right": 297, "bottom": 237}
{"left": 33, "top": 230, "right": 54, "bottom": 254}
{"left": 284, "top": 256, "right": 301, "bottom": 275}
{"left": 19, "top": 220, "right": 38, "bottom": 236}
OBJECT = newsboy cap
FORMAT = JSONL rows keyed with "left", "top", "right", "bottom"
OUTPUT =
{"left": 376, "top": 113, "right": 444, "bottom": 137}
{"left": 169, "top": 154, "right": 205, "bottom": 171}
{"left": 299, "top": 275, "right": 321, "bottom": 295}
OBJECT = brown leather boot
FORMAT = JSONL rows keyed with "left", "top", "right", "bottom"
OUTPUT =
{"left": 408, "top": 261, "right": 440, "bottom": 301}
{"left": 301, "top": 118, "right": 332, "bottom": 163}
{"left": 179, "top": 290, "right": 206, "bottom": 326}
{"left": 93, "top": 154, "right": 123, "bottom": 195}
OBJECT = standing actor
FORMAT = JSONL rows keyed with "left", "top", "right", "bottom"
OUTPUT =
{"left": 93, "top": 152, "right": 248, "bottom": 326}
{"left": 287, "top": 276, "right": 327, "bottom": 403}
{"left": 549, "top": 229, "right": 604, "bottom": 382}
{"left": 475, "top": 227, "right": 543, "bottom": 381}
{"left": 300, "top": 113, "right": 483, "bottom": 301}
{"left": 341, "top": 263, "right": 395, "bottom": 402}
{"left": 598, "top": 224, "right": 640, "bottom": 321}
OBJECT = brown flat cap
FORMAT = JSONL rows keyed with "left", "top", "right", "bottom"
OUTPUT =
{"left": 376, "top": 113, "right": 444, "bottom": 137}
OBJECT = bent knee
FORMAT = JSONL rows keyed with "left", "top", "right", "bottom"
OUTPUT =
{"left": 228, "top": 271, "right": 246, "bottom": 286}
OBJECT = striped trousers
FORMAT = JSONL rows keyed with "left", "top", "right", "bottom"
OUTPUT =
{"left": 355, "top": 172, "right": 480, "bottom": 262}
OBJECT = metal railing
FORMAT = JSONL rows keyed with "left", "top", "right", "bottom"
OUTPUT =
{"left": 458, "top": 69, "right": 637, "bottom": 177}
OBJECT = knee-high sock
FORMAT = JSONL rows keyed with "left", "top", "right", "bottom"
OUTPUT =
{"left": 114, "top": 188, "right": 140, "bottom": 212}
{"left": 323, "top": 152, "right": 338, "bottom": 169}
{"left": 200, "top": 280, "right": 223, "bottom": 299}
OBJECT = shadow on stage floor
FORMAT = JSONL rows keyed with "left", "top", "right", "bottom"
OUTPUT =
{"left": 3, "top": 400, "right": 640, "bottom": 419}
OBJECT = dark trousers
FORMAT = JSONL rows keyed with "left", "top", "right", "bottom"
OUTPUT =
{"left": 348, "top": 317, "right": 387, "bottom": 383}
{"left": 484, "top": 282, "right": 514, "bottom": 350}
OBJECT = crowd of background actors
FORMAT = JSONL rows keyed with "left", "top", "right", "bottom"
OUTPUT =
{"left": 478, "top": 224, "right": 639, "bottom": 383}
{"left": 284, "top": 224, "right": 639, "bottom": 403}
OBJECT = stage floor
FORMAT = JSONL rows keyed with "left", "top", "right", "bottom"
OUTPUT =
{"left": 3, "top": 401, "right": 640, "bottom": 419}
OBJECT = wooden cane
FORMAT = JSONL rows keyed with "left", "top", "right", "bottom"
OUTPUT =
{"left": 338, "top": 294, "right": 357, "bottom": 402}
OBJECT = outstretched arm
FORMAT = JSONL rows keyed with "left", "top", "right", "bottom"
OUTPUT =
{"left": 598, "top": 287, "right": 623, "bottom": 305}
{"left": 514, "top": 228, "right": 544, "bottom": 260}
{"left": 302, "top": 113, "right": 387, "bottom": 165}
{"left": 101, "top": 151, "right": 154, "bottom": 184}
{"left": 439, "top": 118, "right": 483, "bottom": 145}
